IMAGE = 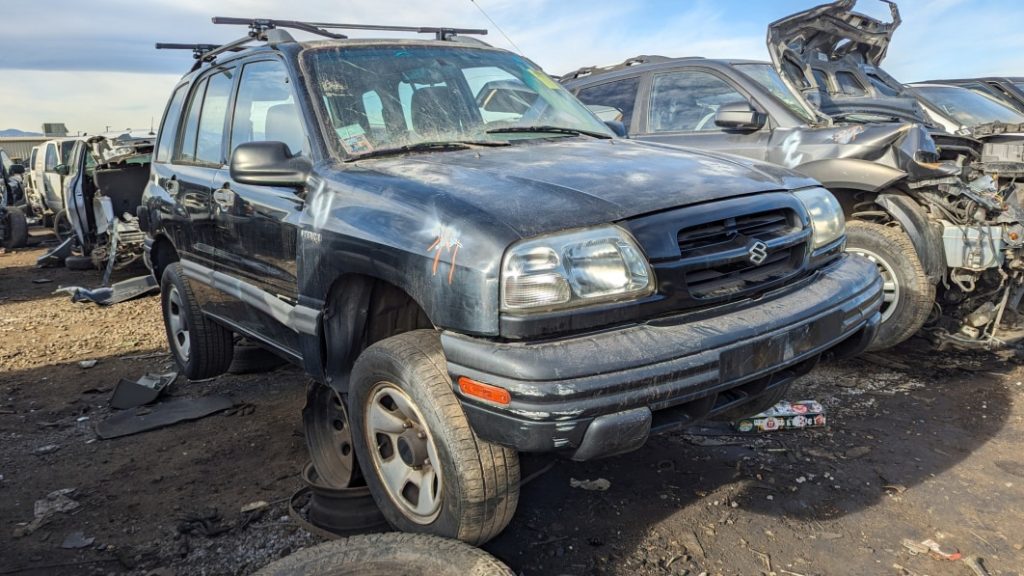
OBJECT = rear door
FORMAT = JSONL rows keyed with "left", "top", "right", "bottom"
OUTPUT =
{"left": 632, "top": 68, "right": 771, "bottom": 161}
{"left": 170, "top": 67, "right": 236, "bottom": 272}
{"left": 211, "top": 57, "right": 308, "bottom": 352}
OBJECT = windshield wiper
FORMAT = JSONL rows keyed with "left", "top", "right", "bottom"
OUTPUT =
{"left": 346, "top": 140, "right": 508, "bottom": 162}
{"left": 485, "top": 125, "right": 612, "bottom": 139}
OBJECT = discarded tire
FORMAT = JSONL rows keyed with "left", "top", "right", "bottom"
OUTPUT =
{"left": 227, "top": 342, "right": 288, "bottom": 375}
{"left": 2, "top": 207, "right": 28, "bottom": 249}
{"left": 292, "top": 462, "right": 388, "bottom": 538}
{"left": 253, "top": 532, "right": 516, "bottom": 576}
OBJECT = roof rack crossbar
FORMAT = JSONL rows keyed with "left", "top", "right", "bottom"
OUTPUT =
{"left": 212, "top": 17, "right": 348, "bottom": 40}
{"left": 212, "top": 16, "right": 486, "bottom": 41}
{"left": 155, "top": 42, "right": 242, "bottom": 60}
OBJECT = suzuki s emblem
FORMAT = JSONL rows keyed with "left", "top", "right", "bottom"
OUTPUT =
{"left": 748, "top": 241, "right": 769, "bottom": 265}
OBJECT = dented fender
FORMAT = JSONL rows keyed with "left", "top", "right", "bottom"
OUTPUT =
{"left": 875, "top": 193, "right": 945, "bottom": 282}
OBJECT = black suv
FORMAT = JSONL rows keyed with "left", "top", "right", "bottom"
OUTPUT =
{"left": 142, "top": 18, "right": 881, "bottom": 544}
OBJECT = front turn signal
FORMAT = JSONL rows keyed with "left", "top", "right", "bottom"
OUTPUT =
{"left": 458, "top": 377, "right": 511, "bottom": 405}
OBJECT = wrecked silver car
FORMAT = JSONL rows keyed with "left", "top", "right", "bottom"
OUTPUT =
{"left": 766, "top": 0, "right": 1024, "bottom": 348}
{"left": 63, "top": 132, "right": 153, "bottom": 282}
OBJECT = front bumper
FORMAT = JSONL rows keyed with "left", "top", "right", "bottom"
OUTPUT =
{"left": 443, "top": 254, "right": 882, "bottom": 461}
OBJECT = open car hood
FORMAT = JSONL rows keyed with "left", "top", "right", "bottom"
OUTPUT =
{"left": 767, "top": 0, "right": 929, "bottom": 124}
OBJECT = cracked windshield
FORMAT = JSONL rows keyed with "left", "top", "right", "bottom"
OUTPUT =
{"left": 305, "top": 45, "right": 612, "bottom": 158}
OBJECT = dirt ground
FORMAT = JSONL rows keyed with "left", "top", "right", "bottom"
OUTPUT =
{"left": 1, "top": 242, "right": 1023, "bottom": 576}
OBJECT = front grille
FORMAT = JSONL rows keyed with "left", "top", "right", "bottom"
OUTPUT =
{"left": 676, "top": 208, "right": 806, "bottom": 300}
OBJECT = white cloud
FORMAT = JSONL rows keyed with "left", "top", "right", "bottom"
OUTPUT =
{"left": 0, "top": 71, "right": 180, "bottom": 135}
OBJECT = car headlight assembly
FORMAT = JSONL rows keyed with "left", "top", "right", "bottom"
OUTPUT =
{"left": 501, "top": 225, "right": 654, "bottom": 312}
{"left": 793, "top": 188, "right": 845, "bottom": 249}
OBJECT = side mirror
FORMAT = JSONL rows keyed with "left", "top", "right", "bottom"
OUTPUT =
{"left": 229, "top": 141, "right": 311, "bottom": 188}
{"left": 54, "top": 164, "right": 69, "bottom": 176}
{"left": 10, "top": 164, "right": 25, "bottom": 175}
{"left": 603, "top": 120, "right": 628, "bottom": 138}
{"left": 714, "top": 101, "right": 766, "bottom": 131}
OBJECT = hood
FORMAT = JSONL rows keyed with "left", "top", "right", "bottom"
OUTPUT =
{"left": 342, "top": 139, "right": 818, "bottom": 239}
{"left": 767, "top": 0, "right": 929, "bottom": 124}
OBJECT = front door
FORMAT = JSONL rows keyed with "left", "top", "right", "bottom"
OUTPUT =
{"left": 635, "top": 68, "right": 772, "bottom": 162}
{"left": 214, "top": 58, "right": 308, "bottom": 353}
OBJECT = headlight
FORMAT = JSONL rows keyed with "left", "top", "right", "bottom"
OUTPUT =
{"left": 502, "top": 225, "right": 654, "bottom": 312}
{"left": 793, "top": 188, "right": 845, "bottom": 249}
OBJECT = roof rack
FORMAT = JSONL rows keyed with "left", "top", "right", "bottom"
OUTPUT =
{"left": 155, "top": 43, "right": 242, "bottom": 61}
{"left": 159, "top": 17, "right": 489, "bottom": 73}
{"left": 212, "top": 16, "right": 487, "bottom": 41}
{"left": 558, "top": 55, "right": 691, "bottom": 81}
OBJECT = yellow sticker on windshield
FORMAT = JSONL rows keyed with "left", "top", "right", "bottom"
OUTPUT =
{"left": 530, "top": 69, "right": 560, "bottom": 90}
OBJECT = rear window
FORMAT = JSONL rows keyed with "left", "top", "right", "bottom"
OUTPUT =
{"left": 835, "top": 72, "right": 866, "bottom": 96}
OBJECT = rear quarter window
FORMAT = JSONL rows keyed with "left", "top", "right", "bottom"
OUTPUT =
{"left": 155, "top": 84, "right": 189, "bottom": 163}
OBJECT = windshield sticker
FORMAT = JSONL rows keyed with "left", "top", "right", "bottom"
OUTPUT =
{"left": 336, "top": 124, "right": 373, "bottom": 155}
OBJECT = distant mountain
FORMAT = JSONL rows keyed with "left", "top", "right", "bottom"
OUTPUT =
{"left": 0, "top": 129, "right": 43, "bottom": 137}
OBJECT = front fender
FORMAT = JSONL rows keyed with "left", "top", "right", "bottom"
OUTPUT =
{"left": 797, "top": 158, "right": 906, "bottom": 193}
{"left": 875, "top": 193, "right": 945, "bottom": 283}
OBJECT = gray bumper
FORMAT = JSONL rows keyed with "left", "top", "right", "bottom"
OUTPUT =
{"left": 442, "top": 254, "right": 882, "bottom": 460}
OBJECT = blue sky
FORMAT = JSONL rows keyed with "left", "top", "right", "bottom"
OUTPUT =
{"left": 2, "top": 0, "right": 1023, "bottom": 134}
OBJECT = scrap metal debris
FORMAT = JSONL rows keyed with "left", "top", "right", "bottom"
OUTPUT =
{"left": 109, "top": 372, "right": 177, "bottom": 410}
{"left": 902, "top": 538, "right": 962, "bottom": 561}
{"left": 35, "top": 237, "right": 73, "bottom": 268}
{"left": 56, "top": 274, "right": 158, "bottom": 306}
{"left": 78, "top": 360, "right": 98, "bottom": 369}
{"left": 96, "top": 396, "right": 234, "bottom": 439}
{"left": 734, "top": 400, "right": 826, "bottom": 433}
{"left": 13, "top": 488, "right": 80, "bottom": 537}
{"left": 569, "top": 477, "right": 611, "bottom": 491}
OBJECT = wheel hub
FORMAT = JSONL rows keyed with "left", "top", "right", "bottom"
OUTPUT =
{"left": 397, "top": 429, "right": 429, "bottom": 468}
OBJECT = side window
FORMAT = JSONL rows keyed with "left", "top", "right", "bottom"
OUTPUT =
{"left": 464, "top": 66, "right": 539, "bottom": 124}
{"left": 44, "top": 145, "right": 58, "bottom": 171}
{"left": 195, "top": 72, "right": 234, "bottom": 164}
{"left": 155, "top": 84, "right": 189, "bottom": 163}
{"left": 230, "top": 60, "right": 305, "bottom": 156}
{"left": 178, "top": 77, "right": 209, "bottom": 163}
{"left": 835, "top": 72, "right": 866, "bottom": 96}
{"left": 576, "top": 77, "right": 640, "bottom": 131}
{"left": 649, "top": 70, "right": 748, "bottom": 133}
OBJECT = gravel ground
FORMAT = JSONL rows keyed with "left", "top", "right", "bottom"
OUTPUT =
{"left": 1, "top": 244, "right": 1023, "bottom": 576}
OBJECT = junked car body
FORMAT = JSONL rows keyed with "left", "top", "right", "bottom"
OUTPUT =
{"left": 63, "top": 131, "right": 154, "bottom": 281}
{"left": 766, "top": 0, "right": 1024, "bottom": 347}
{"left": 922, "top": 77, "right": 1024, "bottom": 116}
{"left": 562, "top": 0, "right": 1024, "bottom": 349}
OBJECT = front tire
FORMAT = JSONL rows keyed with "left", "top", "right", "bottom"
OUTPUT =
{"left": 348, "top": 330, "right": 519, "bottom": 545}
{"left": 845, "top": 220, "right": 935, "bottom": 351}
{"left": 160, "top": 263, "right": 234, "bottom": 380}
